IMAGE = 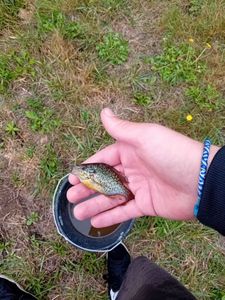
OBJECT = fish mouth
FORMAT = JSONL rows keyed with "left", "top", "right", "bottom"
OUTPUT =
{"left": 71, "top": 165, "right": 83, "bottom": 176}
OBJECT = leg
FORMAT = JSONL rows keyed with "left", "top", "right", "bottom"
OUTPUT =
{"left": 105, "top": 243, "right": 131, "bottom": 300}
{"left": 0, "top": 275, "right": 37, "bottom": 300}
{"left": 117, "top": 256, "right": 196, "bottom": 300}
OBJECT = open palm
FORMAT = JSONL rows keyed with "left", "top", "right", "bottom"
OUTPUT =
{"left": 67, "top": 109, "right": 218, "bottom": 227}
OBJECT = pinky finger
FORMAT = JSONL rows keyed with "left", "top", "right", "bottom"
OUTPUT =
{"left": 90, "top": 200, "right": 144, "bottom": 228}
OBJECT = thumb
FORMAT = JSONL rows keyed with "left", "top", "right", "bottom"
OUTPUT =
{"left": 101, "top": 108, "right": 144, "bottom": 143}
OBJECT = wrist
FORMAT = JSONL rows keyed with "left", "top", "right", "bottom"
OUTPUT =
{"left": 208, "top": 145, "right": 220, "bottom": 167}
{"left": 192, "top": 143, "right": 220, "bottom": 218}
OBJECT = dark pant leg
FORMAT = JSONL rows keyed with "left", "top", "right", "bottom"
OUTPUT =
{"left": 117, "top": 256, "right": 196, "bottom": 300}
{"left": 0, "top": 278, "right": 37, "bottom": 300}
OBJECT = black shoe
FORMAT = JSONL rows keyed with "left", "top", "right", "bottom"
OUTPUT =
{"left": 0, "top": 275, "right": 36, "bottom": 300}
{"left": 104, "top": 243, "right": 131, "bottom": 300}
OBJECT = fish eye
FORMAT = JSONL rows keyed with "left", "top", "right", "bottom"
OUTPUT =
{"left": 89, "top": 168, "right": 96, "bottom": 174}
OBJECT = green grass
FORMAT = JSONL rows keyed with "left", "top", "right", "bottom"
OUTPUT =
{"left": 0, "top": 0, "right": 25, "bottom": 30}
{"left": 97, "top": 32, "right": 129, "bottom": 64}
{"left": 0, "top": 51, "right": 37, "bottom": 93}
{"left": 37, "top": 10, "right": 85, "bottom": 41}
{"left": 25, "top": 98, "right": 61, "bottom": 133}
{"left": 5, "top": 121, "right": 20, "bottom": 136}
{"left": 25, "top": 146, "right": 36, "bottom": 159}
{"left": 39, "top": 144, "right": 60, "bottom": 183}
{"left": 26, "top": 212, "right": 40, "bottom": 226}
{"left": 188, "top": 0, "right": 204, "bottom": 16}
{"left": 133, "top": 92, "right": 153, "bottom": 106}
{"left": 148, "top": 42, "right": 206, "bottom": 85}
{"left": 0, "top": 0, "right": 225, "bottom": 299}
{"left": 185, "top": 85, "right": 224, "bottom": 111}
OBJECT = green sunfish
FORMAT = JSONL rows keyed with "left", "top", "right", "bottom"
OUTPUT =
{"left": 72, "top": 163, "right": 134, "bottom": 201}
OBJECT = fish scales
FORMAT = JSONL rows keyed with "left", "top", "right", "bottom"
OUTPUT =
{"left": 72, "top": 163, "right": 133, "bottom": 200}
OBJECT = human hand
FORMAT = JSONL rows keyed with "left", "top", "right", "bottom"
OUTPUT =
{"left": 67, "top": 108, "right": 219, "bottom": 227}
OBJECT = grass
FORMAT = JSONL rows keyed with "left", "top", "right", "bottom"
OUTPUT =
{"left": 26, "top": 212, "right": 40, "bottom": 226}
{"left": 0, "top": 0, "right": 25, "bottom": 30}
{"left": 148, "top": 42, "right": 206, "bottom": 84}
{"left": 5, "top": 121, "right": 20, "bottom": 136}
{"left": 0, "top": 51, "right": 37, "bottom": 93}
{"left": 185, "top": 85, "right": 224, "bottom": 111}
{"left": 96, "top": 32, "right": 129, "bottom": 65}
{"left": 0, "top": 0, "right": 225, "bottom": 299}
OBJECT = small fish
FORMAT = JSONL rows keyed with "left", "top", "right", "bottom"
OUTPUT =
{"left": 72, "top": 163, "right": 134, "bottom": 201}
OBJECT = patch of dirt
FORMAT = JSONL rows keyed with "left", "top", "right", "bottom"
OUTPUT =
{"left": 18, "top": 7, "right": 35, "bottom": 25}
{"left": 113, "top": 2, "right": 165, "bottom": 56}
{"left": 107, "top": 1, "right": 165, "bottom": 80}
{"left": 217, "top": 235, "right": 225, "bottom": 254}
{"left": 0, "top": 155, "right": 54, "bottom": 245}
{"left": 41, "top": 32, "right": 77, "bottom": 61}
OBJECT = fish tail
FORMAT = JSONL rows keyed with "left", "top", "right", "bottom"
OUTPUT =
{"left": 126, "top": 188, "right": 134, "bottom": 201}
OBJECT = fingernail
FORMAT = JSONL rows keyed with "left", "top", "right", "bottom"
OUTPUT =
{"left": 103, "top": 108, "right": 114, "bottom": 117}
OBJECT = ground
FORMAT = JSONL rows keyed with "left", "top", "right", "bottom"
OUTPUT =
{"left": 0, "top": 0, "right": 225, "bottom": 299}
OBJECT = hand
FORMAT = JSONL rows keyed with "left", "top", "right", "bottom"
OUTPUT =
{"left": 67, "top": 108, "right": 219, "bottom": 228}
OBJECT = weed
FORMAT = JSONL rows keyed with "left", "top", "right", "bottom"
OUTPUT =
{"left": 0, "top": 55, "right": 16, "bottom": 92}
{"left": 80, "top": 109, "right": 90, "bottom": 123}
{"left": 5, "top": 121, "right": 20, "bottom": 136}
{"left": 25, "top": 146, "right": 36, "bottom": 159}
{"left": 26, "top": 212, "right": 39, "bottom": 226}
{"left": 51, "top": 241, "right": 68, "bottom": 257}
{"left": 11, "top": 171, "right": 22, "bottom": 187}
{"left": 0, "top": 51, "right": 37, "bottom": 93}
{"left": 40, "top": 144, "right": 59, "bottom": 182}
{"left": 25, "top": 98, "right": 61, "bottom": 133}
{"left": 149, "top": 43, "right": 206, "bottom": 85}
{"left": 30, "top": 235, "right": 41, "bottom": 248}
{"left": 37, "top": 10, "right": 84, "bottom": 40}
{"left": 210, "top": 288, "right": 225, "bottom": 300}
{"left": 37, "top": 10, "right": 65, "bottom": 33}
{"left": 27, "top": 98, "right": 43, "bottom": 110}
{"left": 0, "top": 241, "right": 10, "bottom": 254}
{"left": 25, "top": 109, "right": 60, "bottom": 133}
{"left": 133, "top": 92, "right": 153, "bottom": 106}
{"left": 185, "top": 85, "right": 224, "bottom": 110}
{"left": 188, "top": 0, "right": 204, "bottom": 16}
{"left": 13, "top": 51, "right": 37, "bottom": 77}
{"left": 131, "top": 71, "right": 157, "bottom": 91}
{"left": 63, "top": 21, "right": 84, "bottom": 40}
{"left": 96, "top": 32, "right": 129, "bottom": 65}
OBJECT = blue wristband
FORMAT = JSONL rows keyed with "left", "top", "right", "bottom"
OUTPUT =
{"left": 194, "top": 139, "right": 211, "bottom": 217}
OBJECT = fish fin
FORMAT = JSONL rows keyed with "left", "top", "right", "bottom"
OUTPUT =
{"left": 108, "top": 194, "right": 127, "bottom": 201}
{"left": 81, "top": 179, "right": 104, "bottom": 194}
{"left": 127, "top": 190, "right": 134, "bottom": 201}
{"left": 107, "top": 189, "right": 134, "bottom": 201}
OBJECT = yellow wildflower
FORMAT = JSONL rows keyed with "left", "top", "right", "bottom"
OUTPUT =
{"left": 206, "top": 43, "right": 212, "bottom": 49}
{"left": 186, "top": 114, "right": 193, "bottom": 122}
{"left": 189, "top": 38, "right": 194, "bottom": 43}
